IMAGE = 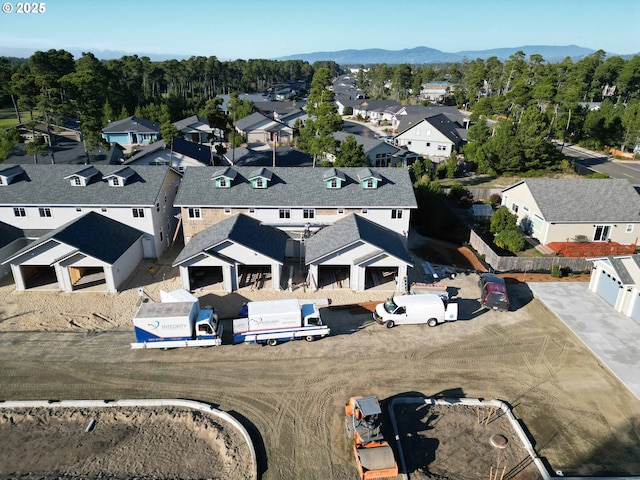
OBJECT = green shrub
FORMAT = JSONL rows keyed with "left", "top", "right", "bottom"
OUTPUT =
{"left": 551, "top": 264, "right": 562, "bottom": 278}
{"left": 494, "top": 230, "right": 526, "bottom": 252}
{"left": 490, "top": 206, "right": 518, "bottom": 234}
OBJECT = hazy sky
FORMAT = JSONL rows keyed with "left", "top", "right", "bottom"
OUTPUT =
{"left": 0, "top": 0, "right": 638, "bottom": 60}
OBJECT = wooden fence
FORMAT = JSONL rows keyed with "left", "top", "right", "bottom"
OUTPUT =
{"left": 468, "top": 230, "right": 592, "bottom": 273}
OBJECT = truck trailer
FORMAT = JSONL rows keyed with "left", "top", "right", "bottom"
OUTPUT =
{"left": 131, "top": 290, "right": 222, "bottom": 349}
{"left": 233, "top": 299, "right": 330, "bottom": 346}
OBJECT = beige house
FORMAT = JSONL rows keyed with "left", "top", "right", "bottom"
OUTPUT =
{"left": 501, "top": 179, "right": 640, "bottom": 246}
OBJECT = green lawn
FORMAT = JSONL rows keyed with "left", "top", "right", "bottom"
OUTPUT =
{"left": 0, "top": 107, "right": 37, "bottom": 129}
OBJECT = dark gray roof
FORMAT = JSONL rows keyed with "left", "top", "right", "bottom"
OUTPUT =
{"left": 396, "top": 113, "right": 464, "bottom": 145}
{"left": 173, "top": 114, "right": 209, "bottom": 131}
{"left": 173, "top": 213, "right": 288, "bottom": 265}
{"left": 0, "top": 164, "right": 174, "bottom": 207}
{"left": 126, "top": 137, "right": 214, "bottom": 166}
{"left": 6, "top": 211, "right": 144, "bottom": 265}
{"left": 175, "top": 166, "right": 417, "bottom": 209}
{"left": 102, "top": 116, "right": 160, "bottom": 134}
{"left": 332, "top": 131, "right": 400, "bottom": 155}
{"left": 355, "top": 100, "right": 401, "bottom": 112}
{"left": 305, "top": 213, "right": 413, "bottom": 265}
{"left": 4, "top": 139, "right": 124, "bottom": 165}
{"left": 503, "top": 178, "right": 640, "bottom": 223}
{"left": 234, "top": 112, "right": 269, "bottom": 131}
{"left": 223, "top": 146, "right": 313, "bottom": 167}
{"left": 323, "top": 168, "right": 346, "bottom": 181}
{"left": 0, "top": 220, "right": 25, "bottom": 249}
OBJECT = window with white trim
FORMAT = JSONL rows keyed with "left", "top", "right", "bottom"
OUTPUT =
{"left": 13, "top": 207, "right": 26, "bottom": 217}
{"left": 224, "top": 208, "right": 232, "bottom": 215}
{"left": 626, "top": 224, "right": 634, "bottom": 233}
{"left": 188, "top": 207, "right": 201, "bottom": 219}
{"left": 364, "top": 179, "right": 375, "bottom": 189}
{"left": 303, "top": 209, "right": 314, "bottom": 219}
{"left": 391, "top": 209, "right": 403, "bottom": 219}
{"left": 39, "top": 207, "right": 52, "bottom": 218}
{"left": 248, "top": 208, "right": 255, "bottom": 214}
{"left": 72, "top": 177, "right": 81, "bottom": 186}
{"left": 361, "top": 209, "right": 368, "bottom": 214}
{"left": 279, "top": 209, "right": 291, "bottom": 219}
{"left": 593, "top": 225, "right": 610, "bottom": 241}
{"left": 337, "top": 208, "right": 345, "bottom": 215}
{"left": 512, "top": 203, "right": 519, "bottom": 213}
{"left": 132, "top": 208, "right": 144, "bottom": 218}
{"left": 437, "top": 144, "right": 447, "bottom": 151}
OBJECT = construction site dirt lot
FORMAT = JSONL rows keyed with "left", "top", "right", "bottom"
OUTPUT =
{"left": 0, "top": 235, "right": 639, "bottom": 479}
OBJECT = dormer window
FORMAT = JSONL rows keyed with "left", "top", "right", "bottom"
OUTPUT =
{"left": 65, "top": 166, "right": 100, "bottom": 187}
{"left": 112, "top": 177, "right": 120, "bottom": 186}
{"left": 219, "top": 178, "right": 227, "bottom": 187}
{"left": 0, "top": 165, "right": 25, "bottom": 186}
{"left": 364, "top": 179, "right": 375, "bottom": 189}
{"left": 254, "top": 178, "right": 265, "bottom": 189}
{"left": 328, "top": 178, "right": 340, "bottom": 189}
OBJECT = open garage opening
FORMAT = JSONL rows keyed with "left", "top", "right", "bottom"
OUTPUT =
{"left": 365, "top": 267, "right": 398, "bottom": 290}
{"left": 238, "top": 266, "right": 271, "bottom": 290}
{"left": 20, "top": 265, "right": 58, "bottom": 290}
{"left": 317, "top": 265, "right": 350, "bottom": 289}
{"left": 188, "top": 266, "right": 223, "bottom": 290}
{"left": 70, "top": 267, "right": 107, "bottom": 292}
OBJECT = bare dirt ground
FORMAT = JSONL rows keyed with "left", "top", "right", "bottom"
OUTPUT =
{"left": 0, "top": 406, "right": 252, "bottom": 480}
{"left": 0, "top": 232, "right": 639, "bottom": 479}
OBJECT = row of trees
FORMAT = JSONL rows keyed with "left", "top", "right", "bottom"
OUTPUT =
{"left": 0, "top": 50, "right": 340, "bottom": 157}
{"left": 355, "top": 51, "right": 640, "bottom": 156}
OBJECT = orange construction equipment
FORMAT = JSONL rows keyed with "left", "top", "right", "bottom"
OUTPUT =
{"left": 345, "top": 396, "right": 399, "bottom": 480}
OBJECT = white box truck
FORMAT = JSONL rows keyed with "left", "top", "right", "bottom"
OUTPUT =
{"left": 131, "top": 290, "right": 222, "bottom": 349}
{"left": 373, "top": 294, "right": 458, "bottom": 328}
{"left": 233, "top": 299, "right": 330, "bottom": 346}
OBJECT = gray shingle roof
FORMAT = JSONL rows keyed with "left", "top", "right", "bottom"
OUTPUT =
{"left": 503, "top": 178, "right": 640, "bottom": 223}
{"left": 6, "top": 211, "right": 144, "bottom": 265}
{"left": 174, "top": 166, "right": 417, "bottom": 209}
{"left": 0, "top": 220, "right": 25, "bottom": 248}
{"left": 0, "top": 164, "right": 173, "bottom": 206}
{"left": 396, "top": 113, "right": 464, "bottom": 144}
{"left": 305, "top": 213, "right": 413, "bottom": 265}
{"left": 609, "top": 256, "right": 635, "bottom": 285}
{"left": 234, "top": 112, "right": 269, "bottom": 131}
{"left": 332, "top": 131, "right": 398, "bottom": 155}
{"left": 173, "top": 213, "right": 288, "bottom": 265}
{"left": 102, "top": 116, "right": 160, "bottom": 134}
{"left": 173, "top": 114, "right": 209, "bottom": 131}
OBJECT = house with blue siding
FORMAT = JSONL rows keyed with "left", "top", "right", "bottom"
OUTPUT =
{"left": 102, "top": 116, "right": 160, "bottom": 148}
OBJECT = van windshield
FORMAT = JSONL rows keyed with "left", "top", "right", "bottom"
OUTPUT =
{"left": 383, "top": 298, "right": 398, "bottom": 314}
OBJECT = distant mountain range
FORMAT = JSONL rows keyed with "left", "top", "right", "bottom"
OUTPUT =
{"left": 277, "top": 45, "right": 631, "bottom": 65}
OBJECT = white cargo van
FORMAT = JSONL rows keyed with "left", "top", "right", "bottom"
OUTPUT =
{"left": 373, "top": 294, "right": 458, "bottom": 328}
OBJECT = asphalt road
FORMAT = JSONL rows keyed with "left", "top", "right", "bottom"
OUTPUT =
{"left": 559, "top": 143, "right": 640, "bottom": 182}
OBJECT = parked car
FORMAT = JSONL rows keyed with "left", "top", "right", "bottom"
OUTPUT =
{"left": 478, "top": 273, "right": 509, "bottom": 311}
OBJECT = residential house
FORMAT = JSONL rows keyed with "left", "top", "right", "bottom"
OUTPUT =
{"left": 352, "top": 100, "right": 401, "bottom": 125}
{"left": 305, "top": 213, "right": 413, "bottom": 291}
{"left": 173, "top": 166, "right": 417, "bottom": 292}
{"left": 124, "top": 137, "right": 213, "bottom": 170}
{"left": 102, "top": 116, "right": 160, "bottom": 148}
{"left": 588, "top": 255, "right": 640, "bottom": 324}
{"left": 173, "top": 212, "right": 290, "bottom": 292}
{"left": 234, "top": 112, "right": 294, "bottom": 146}
{"left": 5, "top": 137, "right": 124, "bottom": 166}
{"left": 394, "top": 113, "right": 467, "bottom": 160}
{"left": 2, "top": 211, "right": 145, "bottom": 293}
{"left": 501, "top": 179, "right": 640, "bottom": 249}
{"left": 173, "top": 114, "right": 220, "bottom": 144}
{"left": 0, "top": 164, "right": 181, "bottom": 263}
{"left": 328, "top": 132, "right": 407, "bottom": 167}
{"left": 419, "top": 82, "right": 454, "bottom": 102}
{"left": 390, "top": 105, "right": 469, "bottom": 132}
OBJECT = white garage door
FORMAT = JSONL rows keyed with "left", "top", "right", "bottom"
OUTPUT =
{"left": 595, "top": 269, "right": 621, "bottom": 307}
{"left": 629, "top": 292, "right": 640, "bottom": 325}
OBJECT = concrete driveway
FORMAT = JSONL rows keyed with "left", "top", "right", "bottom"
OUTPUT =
{"left": 529, "top": 282, "right": 640, "bottom": 400}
